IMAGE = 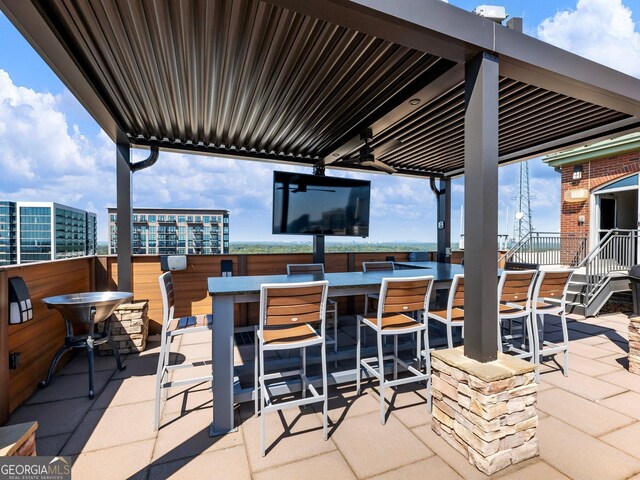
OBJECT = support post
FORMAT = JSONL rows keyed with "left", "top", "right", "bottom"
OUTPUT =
{"left": 0, "top": 269, "right": 9, "bottom": 424}
{"left": 436, "top": 178, "right": 451, "bottom": 263}
{"left": 463, "top": 52, "right": 499, "bottom": 363}
{"left": 116, "top": 142, "right": 133, "bottom": 293}
{"left": 313, "top": 235, "right": 325, "bottom": 264}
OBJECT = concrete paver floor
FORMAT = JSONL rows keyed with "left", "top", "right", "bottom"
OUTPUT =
{"left": 8, "top": 312, "right": 640, "bottom": 479}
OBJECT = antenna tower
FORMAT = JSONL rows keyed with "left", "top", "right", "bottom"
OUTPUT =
{"left": 512, "top": 162, "right": 534, "bottom": 242}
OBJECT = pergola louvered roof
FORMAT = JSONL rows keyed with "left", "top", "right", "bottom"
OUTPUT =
{"left": 3, "top": 0, "right": 640, "bottom": 177}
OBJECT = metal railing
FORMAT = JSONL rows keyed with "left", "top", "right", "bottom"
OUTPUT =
{"left": 501, "top": 232, "right": 588, "bottom": 267}
{"left": 580, "top": 229, "right": 639, "bottom": 303}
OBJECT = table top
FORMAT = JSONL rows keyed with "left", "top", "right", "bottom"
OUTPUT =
{"left": 207, "top": 262, "right": 467, "bottom": 296}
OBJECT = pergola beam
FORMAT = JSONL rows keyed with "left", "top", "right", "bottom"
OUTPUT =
{"left": 270, "top": 0, "right": 640, "bottom": 117}
{"left": 321, "top": 64, "right": 464, "bottom": 167}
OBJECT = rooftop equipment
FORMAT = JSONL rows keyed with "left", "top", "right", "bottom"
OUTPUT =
{"left": 473, "top": 5, "right": 508, "bottom": 23}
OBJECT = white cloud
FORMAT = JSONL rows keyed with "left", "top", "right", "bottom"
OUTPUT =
{"left": 537, "top": 0, "right": 640, "bottom": 77}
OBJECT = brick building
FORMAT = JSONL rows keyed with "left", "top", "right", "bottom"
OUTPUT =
{"left": 544, "top": 133, "right": 640, "bottom": 261}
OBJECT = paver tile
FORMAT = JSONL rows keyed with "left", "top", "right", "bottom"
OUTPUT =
{"left": 542, "top": 369, "right": 626, "bottom": 401}
{"left": 253, "top": 451, "right": 356, "bottom": 480}
{"left": 538, "top": 417, "right": 640, "bottom": 480}
{"left": 8, "top": 397, "right": 93, "bottom": 437}
{"left": 148, "top": 445, "right": 251, "bottom": 480}
{"left": 35, "top": 433, "right": 70, "bottom": 456}
{"left": 331, "top": 412, "right": 433, "bottom": 479}
{"left": 496, "top": 461, "right": 570, "bottom": 480}
{"left": 600, "top": 422, "right": 640, "bottom": 460}
{"left": 92, "top": 375, "right": 157, "bottom": 410}
{"left": 536, "top": 388, "right": 634, "bottom": 436}
{"left": 153, "top": 406, "right": 242, "bottom": 464}
{"left": 598, "top": 370, "right": 640, "bottom": 393}
{"left": 600, "top": 391, "right": 640, "bottom": 421}
{"left": 26, "top": 371, "right": 113, "bottom": 404}
{"left": 71, "top": 439, "right": 154, "bottom": 480}
{"left": 568, "top": 342, "right": 614, "bottom": 360}
{"left": 368, "top": 455, "right": 462, "bottom": 480}
{"left": 242, "top": 404, "right": 336, "bottom": 473}
{"left": 564, "top": 354, "right": 620, "bottom": 377}
{"left": 62, "top": 401, "right": 156, "bottom": 455}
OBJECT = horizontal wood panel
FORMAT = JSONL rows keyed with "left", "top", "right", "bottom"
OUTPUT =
{"left": 1, "top": 258, "right": 93, "bottom": 416}
{"left": 0, "top": 252, "right": 424, "bottom": 417}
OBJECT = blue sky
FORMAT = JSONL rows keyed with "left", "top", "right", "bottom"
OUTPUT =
{"left": 1, "top": 0, "right": 640, "bottom": 243}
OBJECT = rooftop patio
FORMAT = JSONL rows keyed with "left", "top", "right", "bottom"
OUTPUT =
{"left": 7, "top": 310, "right": 640, "bottom": 480}
{"left": 3, "top": 0, "right": 640, "bottom": 477}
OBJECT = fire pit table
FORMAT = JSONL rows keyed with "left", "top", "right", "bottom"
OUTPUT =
{"left": 40, "top": 291, "right": 132, "bottom": 399}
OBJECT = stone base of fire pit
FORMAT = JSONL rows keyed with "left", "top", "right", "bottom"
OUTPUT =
{"left": 98, "top": 300, "right": 149, "bottom": 356}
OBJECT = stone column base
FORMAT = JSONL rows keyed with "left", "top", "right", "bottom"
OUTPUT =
{"left": 431, "top": 347, "right": 538, "bottom": 475}
{"left": 629, "top": 316, "right": 640, "bottom": 374}
{"left": 98, "top": 301, "right": 149, "bottom": 356}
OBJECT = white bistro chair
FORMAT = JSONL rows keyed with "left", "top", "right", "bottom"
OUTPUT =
{"left": 497, "top": 270, "right": 538, "bottom": 361}
{"left": 254, "top": 280, "right": 329, "bottom": 456}
{"left": 530, "top": 269, "right": 575, "bottom": 381}
{"left": 356, "top": 276, "right": 435, "bottom": 424}
{"left": 155, "top": 272, "right": 213, "bottom": 431}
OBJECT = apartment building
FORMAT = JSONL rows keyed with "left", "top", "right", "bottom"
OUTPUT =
{"left": 107, "top": 208, "right": 229, "bottom": 255}
{"left": 0, "top": 201, "right": 97, "bottom": 266}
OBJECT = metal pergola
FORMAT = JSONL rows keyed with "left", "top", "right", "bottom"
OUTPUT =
{"left": 4, "top": 0, "right": 640, "bottom": 361}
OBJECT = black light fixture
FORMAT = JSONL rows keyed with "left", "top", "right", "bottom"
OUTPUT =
{"left": 572, "top": 165, "right": 583, "bottom": 180}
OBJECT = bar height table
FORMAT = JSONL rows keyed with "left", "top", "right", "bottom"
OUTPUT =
{"left": 207, "top": 263, "right": 464, "bottom": 437}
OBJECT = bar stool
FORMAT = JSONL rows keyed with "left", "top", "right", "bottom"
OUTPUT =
{"left": 362, "top": 261, "right": 395, "bottom": 316}
{"left": 155, "top": 272, "right": 213, "bottom": 431}
{"left": 530, "top": 269, "right": 575, "bottom": 381}
{"left": 254, "top": 280, "right": 329, "bottom": 456}
{"left": 497, "top": 270, "right": 538, "bottom": 361}
{"left": 427, "top": 274, "right": 465, "bottom": 348}
{"left": 356, "top": 276, "right": 435, "bottom": 424}
{"left": 286, "top": 264, "right": 338, "bottom": 355}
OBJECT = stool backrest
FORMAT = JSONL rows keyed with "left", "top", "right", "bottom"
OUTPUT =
{"left": 260, "top": 281, "right": 329, "bottom": 328}
{"left": 533, "top": 269, "right": 575, "bottom": 306}
{"left": 498, "top": 270, "right": 537, "bottom": 308}
{"left": 159, "top": 272, "right": 176, "bottom": 330}
{"left": 363, "top": 261, "right": 395, "bottom": 272}
{"left": 447, "top": 274, "right": 465, "bottom": 311}
{"left": 379, "top": 276, "right": 434, "bottom": 315}
{"left": 287, "top": 263, "right": 325, "bottom": 275}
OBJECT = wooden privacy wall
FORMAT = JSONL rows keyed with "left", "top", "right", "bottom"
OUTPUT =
{"left": 103, "top": 252, "right": 410, "bottom": 333}
{"left": 0, "top": 258, "right": 94, "bottom": 420}
{"left": 0, "top": 251, "right": 414, "bottom": 424}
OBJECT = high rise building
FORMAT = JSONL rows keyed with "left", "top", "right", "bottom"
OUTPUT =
{"left": 107, "top": 208, "right": 229, "bottom": 255}
{"left": 0, "top": 202, "right": 97, "bottom": 266}
{"left": 0, "top": 202, "right": 17, "bottom": 266}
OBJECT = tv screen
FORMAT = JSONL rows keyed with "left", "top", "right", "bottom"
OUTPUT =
{"left": 272, "top": 171, "right": 370, "bottom": 237}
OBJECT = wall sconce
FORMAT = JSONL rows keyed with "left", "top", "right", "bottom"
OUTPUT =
{"left": 578, "top": 215, "right": 585, "bottom": 226}
{"left": 572, "top": 165, "right": 583, "bottom": 180}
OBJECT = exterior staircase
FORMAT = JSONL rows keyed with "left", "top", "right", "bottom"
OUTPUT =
{"left": 502, "top": 230, "right": 637, "bottom": 317}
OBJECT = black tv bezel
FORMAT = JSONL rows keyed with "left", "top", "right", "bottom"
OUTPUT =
{"left": 271, "top": 171, "right": 371, "bottom": 237}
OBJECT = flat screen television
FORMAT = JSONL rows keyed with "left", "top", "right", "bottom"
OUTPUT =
{"left": 272, "top": 171, "right": 370, "bottom": 237}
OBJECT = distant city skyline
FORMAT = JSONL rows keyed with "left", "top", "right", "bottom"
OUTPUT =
{"left": 1, "top": 0, "right": 639, "bottom": 244}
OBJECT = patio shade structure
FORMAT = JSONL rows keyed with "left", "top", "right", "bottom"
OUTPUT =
{"left": 3, "top": 0, "right": 640, "bottom": 362}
